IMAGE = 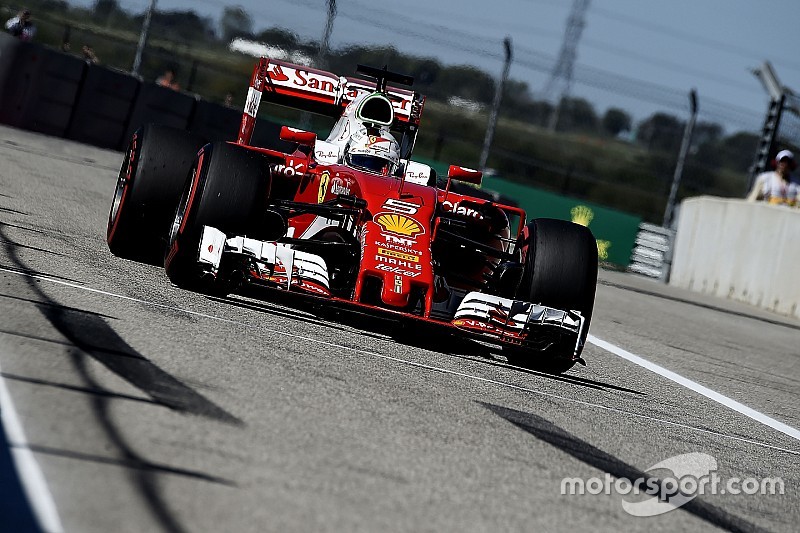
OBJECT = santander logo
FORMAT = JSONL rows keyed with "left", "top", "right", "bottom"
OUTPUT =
{"left": 267, "top": 64, "right": 289, "bottom": 82}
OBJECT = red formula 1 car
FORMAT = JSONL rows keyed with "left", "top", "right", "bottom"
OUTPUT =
{"left": 107, "top": 58, "right": 598, "bottom": 373}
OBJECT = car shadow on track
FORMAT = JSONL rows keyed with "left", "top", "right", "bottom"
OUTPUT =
{"left": 218, "top": 285, "right": 645, "bottom": 396}
{"left": 483, "top": 401, "right": 769, "bottom": 533}
{"left": 1, "top": 223, "right": 238, "bottom": 533}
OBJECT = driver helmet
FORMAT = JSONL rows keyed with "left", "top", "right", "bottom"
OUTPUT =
{"left": 345, "top": 128, "right": 400, "bottom": 176}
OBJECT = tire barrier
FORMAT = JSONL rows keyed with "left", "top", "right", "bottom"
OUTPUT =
{"left": 122, "top": 83, "right": 198, "bottom": 148}
{"left": 0, "top": 33, "right": 86, "bottom": 137}
{"left": 66, "top": 65, "right": 140, "bottom": 150}
{"left": 628, "top": 223, "right": 675, "bottom": 281}
{"left": 187, "top": 99, "right": 241, "bottom": 142}
{"left": 0, "top": 37, "right": 309, "bottom": 155}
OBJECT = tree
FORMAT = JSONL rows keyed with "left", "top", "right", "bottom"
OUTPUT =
{"left": 255, "top": 27, "right": 299, "bottom": 49}
{"left": 435, "top": 66, "right": 495, "bottom": 104}
{"left": 636, "top": 112, "right": 683, "bottom": 153}
{"left": 557, "top": 97, "right": 599, "bottom": 133}
{"left": 692, "top": 121, "right": 723, "bottom": 149}
{"left": 601, "top": 108, "right": 632, "bottom": 136}
{"left": 220, "top": 6, "right": 254, "bottom": 43}
{"left": 148, "top": 10, "right": 216, "bottom": 43}
{"left": 93, "top": 0, "right": 120, "bottom": 19}
{"left": 717, "top": 132, "right": 759, "bottom": 172}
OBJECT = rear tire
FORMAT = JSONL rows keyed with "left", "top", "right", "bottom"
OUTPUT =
{"left": 164, "top": 142, "right": 271, "bottom": 292}
{"left": 107, "top": 124, "right": 207, "bottom": 264}
{"left": 506, "top": 218, "right": 598, "bottom": 373}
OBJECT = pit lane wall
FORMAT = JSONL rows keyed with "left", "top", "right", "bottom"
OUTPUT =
{"left": 670, "top": 196, "right": 800, "bottom": 319}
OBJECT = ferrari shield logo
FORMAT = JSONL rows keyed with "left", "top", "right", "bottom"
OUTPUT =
{"left": 317, "top": 171, "right": 330, "bottom": 203}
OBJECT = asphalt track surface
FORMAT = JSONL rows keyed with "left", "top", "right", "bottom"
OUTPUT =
{"left": 0, "top": 124, "right": 798, "bottom": 533}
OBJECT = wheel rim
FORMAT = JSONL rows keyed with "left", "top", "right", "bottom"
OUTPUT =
{"left": 169, "top": 166, "right": 195, "bottom": 246}
{"left": 109, "top": 143, "right": 134, "bottom": 227}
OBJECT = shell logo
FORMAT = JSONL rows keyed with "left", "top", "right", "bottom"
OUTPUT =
{"left": 374, "top": 213, "right": 424, "bottom": 238}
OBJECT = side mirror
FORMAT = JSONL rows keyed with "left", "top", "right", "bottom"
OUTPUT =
{"left": 280, "top": 126, "right": 317, "bottom": 146}
{"left": 447, "top": 165, "right": 482, "bottom": 186}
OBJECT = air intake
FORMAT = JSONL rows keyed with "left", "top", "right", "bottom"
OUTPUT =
{"left": 356, "top": 94, "right": 394, "bottom": 126}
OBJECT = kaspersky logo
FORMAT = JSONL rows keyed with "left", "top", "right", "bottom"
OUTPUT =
{"left": 374, "top": 213, "right": 423, "bottom": 238}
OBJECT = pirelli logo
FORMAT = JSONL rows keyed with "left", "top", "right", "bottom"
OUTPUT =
{"left": 378, "top": 248, "right": 419, "bottom": 262}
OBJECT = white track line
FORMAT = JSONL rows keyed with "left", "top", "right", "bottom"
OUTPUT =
{"left": 588, "top": 334, "right": 800, "bottom": 442}
{"left": 1, "top": 265, "right": 799, "bottom": 457}
{"left": 0, "top": 361, "right": 64, "bottom": 532}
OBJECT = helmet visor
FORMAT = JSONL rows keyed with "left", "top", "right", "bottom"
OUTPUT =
{"left": 347, "top": 154, "right": 391, "bottom": 175}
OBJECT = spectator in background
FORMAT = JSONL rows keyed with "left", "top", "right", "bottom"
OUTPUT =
{"left": 746, "top": 149, "right": 799, "bottom": 206}
{"left": 81, "top": 45, "right": 99, "bottom": 64}
{"left": 5, "top": 8, "right": 36, "bottom": 41}
{"left": 224, "top": 92, "right": 234, "bottom": 108}
{"left": 156, "top": 69, "right": 180, "bottom": 91}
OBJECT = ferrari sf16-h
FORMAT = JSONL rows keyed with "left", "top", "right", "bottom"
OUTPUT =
{"left": 106, "top": 58, "right": 598, "bottom": 373}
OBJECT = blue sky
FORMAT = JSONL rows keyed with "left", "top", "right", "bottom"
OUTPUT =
{"left": 84, "top": 0, "right": 800, "bottom": 133}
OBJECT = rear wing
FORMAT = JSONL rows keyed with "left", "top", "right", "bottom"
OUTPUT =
{"left": 238, "top": 58, "right": 425, "bottom": 155}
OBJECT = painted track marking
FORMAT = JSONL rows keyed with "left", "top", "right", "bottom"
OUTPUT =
{"left": 0, "top": 358, "right": 64, "bottom": 532}
{"left": 1, "top": 265, "right": 798, "bottom": 457}
{"left": 588, "top": 334, "right": 800, "bottom": 441}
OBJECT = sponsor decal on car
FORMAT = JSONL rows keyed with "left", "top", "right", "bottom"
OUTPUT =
{"left": 382, "top": 198, "right": 420, "bottom": 215}
{"left": 394, "top": 275, "right": 403, "bottom": 294}
{"left": 264, "top": 63, "right": 412, "bottom": 114}
{"left": 375, "top": 264, "right": 421, "bottom": 278}
{"left": 315, "top": 149, "right": 339, "bottom": 161}
{"left": 267, "top": 64, "right": 290, "bottom": 82}
{"left": 245, "top": 87, "right": 262, "bottom": 118}
{"left": 330, "top": 179, "right": 350, "bottom": 196}
{"left": 317, "top": 170, "right": 331, "bottom": 203}
{"left": 381, "top": 234, "right": 416, "bottom": 247}
{"left": 405, "top": 170, "right": 428, "bottom": 183}
{"left": 374, "top": 213, "right": 424, "bottom": 238}
{"left": 441, "top": 200, "right": 483, "bottom": 219}
{"left": 378, "top": 247, "right": 419, "bottom": 263}
{"left": 271, "top": 158, "right": 305, "bottom": 177}
{"left": 373, "top": 236, "right": 423, "bottom": 256}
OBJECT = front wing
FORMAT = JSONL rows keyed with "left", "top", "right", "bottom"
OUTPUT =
{"left": 197, "top": 226, "right": 584, "bottom": 354}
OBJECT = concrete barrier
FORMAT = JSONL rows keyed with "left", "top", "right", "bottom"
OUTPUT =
{"left": 671, "top": 196, "right": 800, "bottom": 318}
{"left": 66, "top": 65, "right": 140, "bottom": 149}
{"left": 0, "top": 34, "right": 86, "bottom": 137}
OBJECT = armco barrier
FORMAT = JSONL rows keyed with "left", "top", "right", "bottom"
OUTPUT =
{"left": 671, "top": 196, "right": 800, "bottom": 319}
{"left": 0, "top": 33, "right": 85, "bottom": 137}
{"left": 67, "top": 65, "right": 140, "bottom": 149}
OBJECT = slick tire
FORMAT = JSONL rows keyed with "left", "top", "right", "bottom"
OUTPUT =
{"left": 107, "top": 124, "right": 207, "bottom": 264}
{"left": 505, "top": 218, "right": 598, "bottom": 373}
{"left": 164, "top": 141, "right": 271, "bottom": 292}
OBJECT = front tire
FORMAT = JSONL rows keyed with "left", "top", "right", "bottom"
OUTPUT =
{"left": 107, "top": 124, "right": 207, "bottom": 264}
{"left": 506, "top": 218, "right": 598, "bottom": 373}
{"left": 164, "top": 142, "right": 272, "bottom": 291}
